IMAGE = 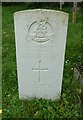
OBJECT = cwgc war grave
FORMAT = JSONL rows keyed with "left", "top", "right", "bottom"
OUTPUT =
{"left": 14, "top": 9, "right": 69, "bottom": 100}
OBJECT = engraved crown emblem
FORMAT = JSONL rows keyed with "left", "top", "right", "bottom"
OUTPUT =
{"left": 28, "top": 19, "right": 53, "bottom": 43}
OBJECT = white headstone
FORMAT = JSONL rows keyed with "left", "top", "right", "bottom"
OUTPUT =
{"left": 14, "top": 9, "right": 69, "bottom": 100}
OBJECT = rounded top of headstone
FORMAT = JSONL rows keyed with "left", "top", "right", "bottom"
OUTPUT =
{"left": 14, "top": 9, "right": 69, "bottom": 17}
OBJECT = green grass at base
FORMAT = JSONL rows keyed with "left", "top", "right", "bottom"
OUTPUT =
{"left": 2, "top": 3, "right": 82, "bottom": 118}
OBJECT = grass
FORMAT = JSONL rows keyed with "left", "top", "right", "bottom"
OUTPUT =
{"left": 2, "top": 3, "right": 82, "bottom": 119}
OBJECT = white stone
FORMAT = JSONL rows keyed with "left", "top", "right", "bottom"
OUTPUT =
{"left": 14, "top": 9, "right": 69, "bottom": 100}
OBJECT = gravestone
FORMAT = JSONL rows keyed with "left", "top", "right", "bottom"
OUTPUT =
{"left": 14, "top": 9, "right": 69, "bottom": 100}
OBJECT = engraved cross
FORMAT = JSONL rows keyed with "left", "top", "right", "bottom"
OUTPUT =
{"left": 32, "top": 60, "right": 48, "bottom": 82}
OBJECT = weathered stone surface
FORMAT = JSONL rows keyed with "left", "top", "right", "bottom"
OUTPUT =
{"left": 14, "top": 9, "right": 69, "bottom": 100}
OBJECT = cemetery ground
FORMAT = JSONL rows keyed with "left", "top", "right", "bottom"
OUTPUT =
{"left": 2, "top": 4, "right": 82, "bottom": 119}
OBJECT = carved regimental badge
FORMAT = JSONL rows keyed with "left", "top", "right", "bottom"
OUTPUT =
{"left": 27, "top": 20, "right": 54, "bottom": 43}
